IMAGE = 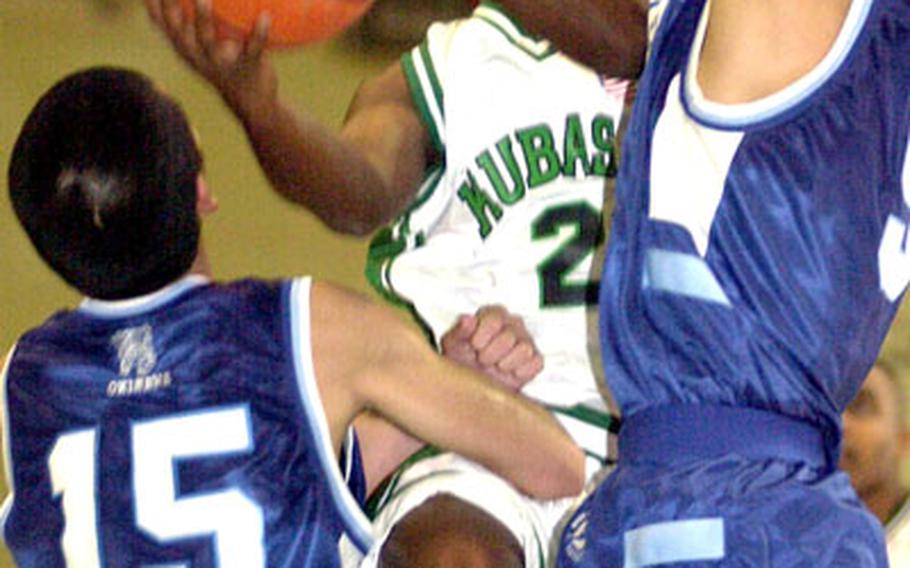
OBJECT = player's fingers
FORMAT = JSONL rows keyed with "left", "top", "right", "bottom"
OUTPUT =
{"left": 494, "top": 340, "right": 539, "bottom": 373}
{"left": 161, "top": 0, "right": 204, "bottom": 65}
{"left": 444, "top": 342, "right": 480, "bottom": 369}
{"left": 440, "top": 316, "right": 479, "bottom": 363}
{"left": 144, "top": 0, "right": 164, "bottom": 27}
{"left": 470, "top": 307, "right": 508, "bottom": 350}
{"left": 511, "top": 350, "right": 545, "bottom": 383}
{"left": 244, "top": 12, "right": 272, "bottom": 59}
{"left": 194, "top": 0, "right": 219, "bottom": 59}
{"left": 450, "top": 315, "right": 479, "bottom": 341}
{"left": 161, "top": 0, "right": 186, "bottom": 34}
{"left": 476, "top": 329, "right": 518, "bottom": 367}
{"left": 441, "top": 337, "right": 479, "bottom": 369}
{"left": 213, "top": 40, "right": 245, "bottom": 66}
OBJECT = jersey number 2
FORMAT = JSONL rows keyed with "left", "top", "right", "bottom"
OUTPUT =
{"left": 48, "top": 405, "right": 265, "bottom": 567}
{"left": 533, "top": 202, "right": 603, "bottom": 307}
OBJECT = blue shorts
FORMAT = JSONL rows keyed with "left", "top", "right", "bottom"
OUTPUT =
{"left": 556, "top": 405, "right": 886, "bottom": 567}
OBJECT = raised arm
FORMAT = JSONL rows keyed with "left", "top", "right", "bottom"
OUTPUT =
{"left": 309, "top": 280, "right": 584, "bottom": 500}
{"left": 146, "top": 0, "right": 429, "bottom": 235}
{"left": 494, "top": 0, "right": 648, "bottom": 78}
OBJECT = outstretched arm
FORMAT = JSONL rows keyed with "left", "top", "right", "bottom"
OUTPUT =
{"left": 310, "top": 281, "right": 584, "bottom": 500}
{"left": 146, "top": 0, "right": 429, "bottom": 235}
{"left": 495, "top": 0, "right": 648, "bottom": 78}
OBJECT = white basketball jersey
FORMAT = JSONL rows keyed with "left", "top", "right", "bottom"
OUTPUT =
{"left": 367, "top": 3, "right": 627, "bottom": 419}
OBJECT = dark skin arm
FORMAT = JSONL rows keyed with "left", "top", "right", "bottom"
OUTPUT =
{"left": 146, "top": 0, "right": 645, "bottom": 235}
{"left": 146, "top": 0, "right": 428, "bottom": 236}
{"left": 494, "top": 0, "right": 648, "bottom": 78}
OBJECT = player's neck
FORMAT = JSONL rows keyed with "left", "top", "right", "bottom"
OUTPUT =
{"left": 187, "top": 244, "right": 214, "bottom": 280}
{"left": 696, "top": 0, "right": 853, "bottom": 104}
{"left": 864, "top": 481, "right": 909, "bottom": 525}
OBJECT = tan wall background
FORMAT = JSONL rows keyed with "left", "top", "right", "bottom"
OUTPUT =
{"left": 0, "top": 1, "right": 909, "bottom": 566}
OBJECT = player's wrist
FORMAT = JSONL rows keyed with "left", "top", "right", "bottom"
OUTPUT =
{"left": 223, "top": 81, "right": 280, "bottom": 132}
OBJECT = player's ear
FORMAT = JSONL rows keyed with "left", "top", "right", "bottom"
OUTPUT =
{"left": 196, "top": 174, "right": 219, "bottom": 216}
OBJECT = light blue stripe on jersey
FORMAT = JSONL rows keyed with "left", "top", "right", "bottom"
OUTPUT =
{"left": 287, "top": 278, "right": 373, "bottom": 553}
{"left": 642, "top": 249, "right": 731, "bottom": 306}
{"left": 623, "top": 518, "right": 725, "bottom": 567}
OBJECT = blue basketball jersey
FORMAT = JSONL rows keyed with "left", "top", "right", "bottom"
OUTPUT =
{"left": 0, "top": 276, "right": 371, "bottom": 567}
{"left": 601, "top": 0, "right": 910, "bottom": 446}
{"left": 556, "top": 2, "right": 908, "bottom": 565}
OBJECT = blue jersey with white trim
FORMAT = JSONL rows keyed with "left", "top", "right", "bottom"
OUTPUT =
{"left": 0, "top": 276, "right": 370, "bottom": 567}
{"left": 602, "top": 0, "right": 910, "bottom": 442}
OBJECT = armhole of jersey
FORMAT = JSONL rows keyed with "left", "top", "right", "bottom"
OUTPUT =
{"left": 285, "top": 278, "right": 373, "bottom": 553}
{"left": 341, "top": 427, "right": 367, "bottom": 504}
{"left": 401, "top": 41, "right": 446, "bottom": 156}
{"left": 365, "top": 166, "right": 443, "bottom": 302}
{"left": 0, "top": 344, "right": 18, "bottom": 541}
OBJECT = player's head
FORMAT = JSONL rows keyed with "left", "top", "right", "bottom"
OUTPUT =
{"left": 8, "top": 66, "right": 204, "bottom": 300}
{"left": 840, "top": 359, "right": 909, "bottom": 500}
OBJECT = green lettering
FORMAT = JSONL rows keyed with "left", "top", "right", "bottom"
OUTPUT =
{"left": 476, "top": 136, "right": 526, "bottom": 205}
{"left": 517, "top": 125, "right": 560, "bottom": 189}
{"left": 590, "top": 115, "right": 617, "bottom": 177}
{"left": 562, "top": 114, "right": 591, "bottom": 176}
{"left": 457, "top": 171, "right": 504, "bottom": 238}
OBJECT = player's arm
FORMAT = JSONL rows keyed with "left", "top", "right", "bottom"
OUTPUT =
{"left": 146, "top": 0, "right": 428, "bottom": 235}
{"left": 355, "top": 305, "right": 546, "bottom": 495}
{"left": 310, "top": 280, "right": 584, "bottom": 499}
{"left": 494, "top": 0, "right": 648, "bottom": 78}
{"left": 352, "top": 411, "right": 422, "bottom": 496}
{"left": 238, "top": 62, "right": 429, "bottom": 236}
{"left": 698, "top": 0, "right": 851, "bottom": 103}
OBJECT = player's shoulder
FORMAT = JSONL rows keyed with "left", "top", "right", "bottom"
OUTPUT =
{"left": 308, "top": 279, "right": 425, "bottom": 353}
{"left": 424, "top": 3, "right": 556, "bottom": 66}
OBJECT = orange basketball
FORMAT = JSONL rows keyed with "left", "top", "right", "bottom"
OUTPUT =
{"left": 179, "top": 0, "right": 375, "bottom": 47}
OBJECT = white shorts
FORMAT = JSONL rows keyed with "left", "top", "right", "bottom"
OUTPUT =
{"left": 357, "top": 452, "right": 608, "bottom": 568}
{"left": 354, "top": 405, "right": 617, "bottom": 568}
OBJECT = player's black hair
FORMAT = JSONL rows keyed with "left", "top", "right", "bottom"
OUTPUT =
{"left": 8, "top": 66, "right": 203, "bottom": 300}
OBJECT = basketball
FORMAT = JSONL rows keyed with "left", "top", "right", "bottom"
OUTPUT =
{"left": 179, "top": 0, "right": 375, "bottom": 47}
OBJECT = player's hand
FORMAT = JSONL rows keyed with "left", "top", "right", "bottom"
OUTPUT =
{"left": 440, "top": 306, "right": 544, "bottom": 392}
{"left": 145, "top": 0, "right": 278, "bottom": 119}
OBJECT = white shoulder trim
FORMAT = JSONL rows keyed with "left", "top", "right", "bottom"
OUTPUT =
{"left": 0, "top": 344, "right": 18, "bottom": 540}
{"left": 287, "top": 278, "right": 373, "bottom": 553}
{"left": 402, "top": 27, "right": 448, "bottom": 154}
{"left": 472, "top": 3, "right": 555, "bottom": 59}
{"left": 902, "top": 134, "right": 910, "bottom": 207}
{"left": 684, "top": 0, "right": 874, "bottom": 127}
{"left": 79, "top": 275, "right": 210, "bottom": 319}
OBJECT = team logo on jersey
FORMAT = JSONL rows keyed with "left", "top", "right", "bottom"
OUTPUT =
{"left": 111, "top": 325, "right": 157, "bottom": 377}
{"left": 563, "top": 509, "right": 589, "bottom": 563}
{"left": 107, "top": 325, "right": 172, "bottom": 397}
